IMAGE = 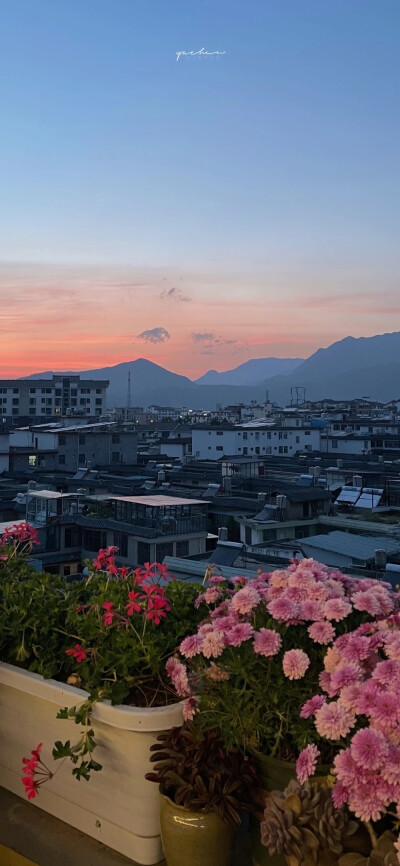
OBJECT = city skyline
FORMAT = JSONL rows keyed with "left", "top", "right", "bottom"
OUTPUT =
{"left": 1, "top": 0, "right": 399, "bottom": 377}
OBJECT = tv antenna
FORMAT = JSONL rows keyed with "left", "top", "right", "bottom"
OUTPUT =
{"left": 127, "top": 371, "right": 131, "bottom": 408}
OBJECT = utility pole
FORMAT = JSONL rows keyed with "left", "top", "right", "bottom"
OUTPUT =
{"left": 127, "top": 371, "right": 131, "bottom": 409}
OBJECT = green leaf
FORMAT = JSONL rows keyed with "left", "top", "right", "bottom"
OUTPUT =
{"left": 52, "top": 740, "right": 72, "bottom": 760}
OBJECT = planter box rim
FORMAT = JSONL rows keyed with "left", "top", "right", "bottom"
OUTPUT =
{"left": 0, "top": 661, "right": 184, "bottom": 732}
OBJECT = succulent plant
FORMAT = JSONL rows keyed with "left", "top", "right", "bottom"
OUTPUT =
{"left": 338, "top": 832, "right": 400, "bottom": 866}
{"left": 145, "top": 722, "right": 263, "bottom": 826}
{"left": 261, "top": 778, "right": 360, "bottom": 865}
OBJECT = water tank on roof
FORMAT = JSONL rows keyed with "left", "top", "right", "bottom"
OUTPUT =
{"left": 158, "top": 470, "right": 166, "bottom": 482}
{"left": 336, "top": 459, "right": 343, "bottom": 469}
{"left": 218, "top": 527, "right": 228, "bottom": 541}
{"left": 313, "top": 466, "right": 321, "bottom": 478}
{"left": 28, "top": 481, "right": 37, "bottom": 490}
{"left": 353, "top": 475, "right": 362, "bottom": 488}
{"left": 276, "top": 495, "right": 287, "bottom": 510}
{"left": 76, "top": 488, "right": 87, "bottom": 495}
{"left": 258, "top": 492, "right": 266, "bottom": 504}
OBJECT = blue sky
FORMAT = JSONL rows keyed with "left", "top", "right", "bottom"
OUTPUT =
{"left": 1, "top": 0, "right": 400, "bottom": 375}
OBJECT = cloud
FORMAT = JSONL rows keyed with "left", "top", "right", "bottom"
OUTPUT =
{"left": 160, "top": 287, "right": 190, "bottom": 302}
{"left": 192, "top": 332, "right": 216, "bottom": 342}
{"left": 137, "top": 327, "right": 171, "bottom": 343}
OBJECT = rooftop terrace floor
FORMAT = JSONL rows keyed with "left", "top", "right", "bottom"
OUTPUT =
{"left": 0, "top": 788, "right": 251, "bottom": 866}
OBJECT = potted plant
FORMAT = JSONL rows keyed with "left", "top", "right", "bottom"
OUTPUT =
{"left": 145, "top": 722, "right": 263, "bottom": 866}
{"left": 290, "top": 612, "right": 400, "bottom": 865}
{"left": 165, "top": 561, "right": 399, "bottom": 864}
{"left": 0, "top": 526, "right": 202, "bottom": 865}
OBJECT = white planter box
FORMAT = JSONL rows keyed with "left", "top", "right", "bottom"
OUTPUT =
{"left": 0, "top": 662, "right": 183, "bottom": 864}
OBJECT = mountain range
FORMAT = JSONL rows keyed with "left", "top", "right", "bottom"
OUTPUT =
{"left": 25, "top": 331, "right": 400, "bottom": 409}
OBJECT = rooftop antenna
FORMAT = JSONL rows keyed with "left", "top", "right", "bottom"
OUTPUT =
{"left": 127, "top": 371, "right": 131, "bottom": 408}
{"left": 291, "top": 386, "right": 306, "bottom": 407}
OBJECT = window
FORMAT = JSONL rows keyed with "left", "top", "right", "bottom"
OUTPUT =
{"left": 243, "top": 433, "right": 248, "bottom": 440}
{"left": 305, "top": 431, "right": 311, "bottom": 436}
{"left": 55, "top": 389, "right": 62, "bottom": 396}
{"left": 29, "top": 388, "right": 36, "bottom": 394}
{"left": 59, "top": 455, "right": 66, "bottom": 465}
{"left": 83, "top": 530, "right": 107, "bottom": 552}
{"left": 245, "top": 525, "right": 251, "bottom": 545}
{"left": 28, "top": 408, "right": 36, "bottom": 415}
{"left": 12, "top": 398, "right": 19, "bottom": 405}
{"left": 58, "top": 434, "right": 66, "bottom": 445}
{"left": 78, "top": 453, "right": 85, "bottom": 463}
{"left": 80, "top": 399, "right": 86, "bottom": 406}
{"left": 96, "top": 388, "right": 102, "bottom": 394}
{"left": 65, "top": 528, "right": 81, "bottom": 547}
{"left": 96, "top": 398, "right": 102, "bottom": 406}
{"left": 243, "top": 447, "right": 248, "bottom": 455}
{"left": 296, "top": 436, "right": 300, "bottom": 444}
{"left": 137, "top": 541, "right": 151, "bottom": 565}
{"left": 332, "top": 440, "right": 338, "bottom": 449}
{"left": 112, "top": 451, "right": 120, "bottom": 462}
{"left": 255, "top": 447, "right": 260, "bottom": 454}
{"left": 112, "top": 434, "right": 120, "bottom": 444}
{"left": 12, "top": 408, "right": 19, "bottom": 415}
{"left": 114, "top": 531, "right": 128, "bottom": 557}
{"left": 216, "top": 446, "right": 223, "bottom": 451}
{"left": 13, "top": 388, "right": 18, "bottom": 393}
{"left": 29, "top": 398, "right": 36, "bottom": 405}
{"left": 176, "top": 540, "right": 189, "bottom": 557}
{"left": 28, "top": 455, "right": 37, "bottom": 467}
{"left": 216, "top": 431, "right": 223, "bottom": 436}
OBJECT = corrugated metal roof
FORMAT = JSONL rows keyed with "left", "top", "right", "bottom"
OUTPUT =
{"left": 301, "top": 531, "right": 400, "bottom": 562}
{"left": 163, "top": 556, "right": 258, "bottom": 582}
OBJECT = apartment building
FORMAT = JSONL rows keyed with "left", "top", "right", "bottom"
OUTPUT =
{"left": 192, "top": 424, "right": 321, "bottom": 460}
{"left": 9, "top": 422, "right": 137, "bottom": 471}
{"left": 0, "top": 375, "right": 108, "bottom": 423}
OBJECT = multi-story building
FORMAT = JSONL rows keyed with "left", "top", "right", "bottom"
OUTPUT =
{"left": 24, "top": 491, "right": 209, "bottom": 575}
{"left": 192, "top": 423, "right": 321, "bottom": 460}
{"left": 0, "top": 375, "right": 109, "bottom": 424}
{"left": 9, "top": 422, "right": 137, "bottom": 471}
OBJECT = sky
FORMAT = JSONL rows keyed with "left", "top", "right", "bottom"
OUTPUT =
{"left": 1, "top": 0, "right": 400, "bottom": 379}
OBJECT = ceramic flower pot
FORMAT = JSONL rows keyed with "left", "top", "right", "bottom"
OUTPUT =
{"left": 250, "top": 751, "right": 331, "bottom": 866}
{"left": 159, "top": 791, "right": 234, "bottom": 866}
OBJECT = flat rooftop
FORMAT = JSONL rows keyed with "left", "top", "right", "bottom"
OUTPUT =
{"left": 101, "top": 495, "right": 208, "bottom": 506}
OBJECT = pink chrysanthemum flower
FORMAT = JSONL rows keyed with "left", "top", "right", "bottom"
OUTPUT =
{"left": 230, "top": 585, "right": 260, "bottom": 615}
{"left": 203, "top": 587, "right": 222, "bottom": 604}
{"left": 329, "top": 663, "right": 361, "bottom": 696}
{"left": 182, "top": 697, "right": 197, "bottom": 721}
{"left": 324, "top": 646, "right": 345, "bottom": 673}
{"left": 282, "top": 649, "right": 310, "bottom": 681}
{"left": 350, "top": 727, "right": 389, "bottom": 771}
{"left": 372, "top": 659, "right": 400, "bottom": 686}
{"left": 308, "top": 620, "right": 335, "bottom": 645}
{"left": 315, "top": 701, "right": 356, "bottom": 740}
{"left": 296, "top": 744, "right": 320, "bottom": 785}
{"left": 225, "top": 622, "right": 254, "bottom": 647}
{"left": 300, "top": 694, "right": 326, "bottom": 719}
{"left": 338, "top": 682, "right": 362, "bottom": 712}
{"left": 179, "top": 634, "right": 204, "bottom": 658}
{"left": 331, "top": 781, "right": 349, "bottom": 808}
{"left": 165, "top": 657, "right": 191, "bottom": 697}
{"left": 351, "top": 591, "right": 381, "bottom": 616}
{"left": 368, "top": 692, "right": 399, "bottom": 729}
{"left": 267, "top": 597, "right": 298, "bottom": 622}
{"left": 201, "top": 630, "right": 226, "bottom": 659}
{"left": 300, "top": 600, "right": 325, "bottom": 621}
{"left": 334, "top": 633, "right": 371, "bottom": 663}
{"left": 383, "top": 632, "right": 400, "bottom": 660}
{"left": 253, "top": 628, "right": 282, "bottom": 658}
{"left": 323, "top": 597, "right": 352, "bottom": 622}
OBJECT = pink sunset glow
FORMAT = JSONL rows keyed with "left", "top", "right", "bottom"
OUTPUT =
{"left": 1, "top": 263, "right": 399, "bottom": 378}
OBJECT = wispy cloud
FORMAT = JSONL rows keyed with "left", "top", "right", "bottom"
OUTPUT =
{"left": 137, "top": 327, "right": 171, "bottom": 343}
{"left": 160, "top": 287, "right": 190, "bottom": 302}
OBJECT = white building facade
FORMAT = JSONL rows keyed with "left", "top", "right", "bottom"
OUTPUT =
{"left": 192, "top": 425, "right": 321, "bottom": 460}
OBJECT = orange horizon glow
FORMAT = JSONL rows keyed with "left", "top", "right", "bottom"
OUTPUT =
{"left": 1, "top": 262, "right": 399, "bottom": 380}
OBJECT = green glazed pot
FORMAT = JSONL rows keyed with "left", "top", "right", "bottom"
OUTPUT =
{"left": 250, "top": 752, "right": 331, "bottom": 866}
{"left": 159, "top": 791, "right": 234, "bottom": 866}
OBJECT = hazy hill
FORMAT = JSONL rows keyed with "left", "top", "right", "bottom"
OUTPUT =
{"left": 195, "top": 357, "right": 303, "bottom": 386}
{"left": 23, "top": 332, "right": 400, "bottom": 409}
